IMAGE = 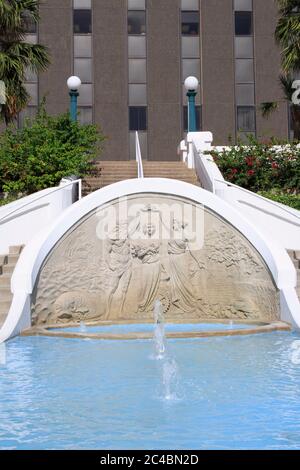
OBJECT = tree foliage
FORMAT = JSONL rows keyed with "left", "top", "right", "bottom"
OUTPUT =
{"left": 275, "top": 0, "right": 300, "bottom": 73}
{"left": 0, "top": 0, "right": 50, "bottom": 124}
{"left": 0, "top": 108, "right": 105, "bottom": 197}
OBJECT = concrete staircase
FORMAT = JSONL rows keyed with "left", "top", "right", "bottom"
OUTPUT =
{"left": 0, "top": 245, "right": 24, "bottom": 328}
{"left": 288, "top": 250, "right": 300, "bottom": 301}
{"left": 83, "top": 161, "right": 199, "bottom": 196}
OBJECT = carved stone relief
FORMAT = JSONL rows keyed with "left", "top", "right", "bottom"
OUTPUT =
{"left": 31, "top": 194, "right": 280, "bottom": 325}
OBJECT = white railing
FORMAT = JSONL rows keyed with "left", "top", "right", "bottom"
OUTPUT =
{"left": 214, "top": 178, "right": 300, "bottom": 224}
{"left": 0, "top": 179, "right": 82, "bottom": 254}
{"left": 0, "top": 179, "right": 82, "bottom": 226}
{"left": 135, "top": 131, "right": 144, "bottom": 179}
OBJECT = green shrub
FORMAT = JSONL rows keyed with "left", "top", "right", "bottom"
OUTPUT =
{"left": 0, "top": 108, "right": 105, "bottom": 197}
{"left": 258, "top": 191, "right": 300, "bottom": 210}
{"left": 210, "top": 137, "right": 300, "bottom": 194}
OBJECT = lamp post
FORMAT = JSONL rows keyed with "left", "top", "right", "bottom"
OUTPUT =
{"left": 184, "top": 76, "right": 199, "bottom": 132}
{"left": 67, "top": 76, "right": 81, "bottom": 122}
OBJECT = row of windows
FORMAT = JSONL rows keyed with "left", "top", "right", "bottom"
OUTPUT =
{"left": 234, "top": 1, "right": 255, "bottom": 138}
{"left": 129, "top": 106, "right": 201, "bottom": 132}
{"left": 72, "top": 10, "right": 200, "bottom": 36}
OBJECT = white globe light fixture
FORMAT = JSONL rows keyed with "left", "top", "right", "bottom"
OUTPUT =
{"left": 67, "top": 76, "right": 81, "bottom": 122}
{"left": 67, "top": 76, "right": 82, "bottom": 91}
{"left": 184, "top": 76, "right": 199, "bottom": 92}
{"left": 184, "top": 76, "right": 199, "bottom": 132}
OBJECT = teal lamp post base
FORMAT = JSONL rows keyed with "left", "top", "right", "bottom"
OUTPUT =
{"left": 184, "top": 76, "right": 199, "bottom": 133}
{"left": 67, "top": 76, "right": 82, "bottom": 123}
{"left": 69, "top": 90, "right": 79, "bottom": 122}
{"left": 187, "top": 90, "right": 197, "bottom": 133}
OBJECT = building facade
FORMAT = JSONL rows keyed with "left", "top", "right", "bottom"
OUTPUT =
{"left": 20, "top": 0, "right": 289, "bottom": 160}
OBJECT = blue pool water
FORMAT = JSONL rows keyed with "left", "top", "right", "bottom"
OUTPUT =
{"left": 50, "top": 322, "right": 255, "bottom": 334}
{"left": 1, "top": 331, "right": 300, "bottom": 450}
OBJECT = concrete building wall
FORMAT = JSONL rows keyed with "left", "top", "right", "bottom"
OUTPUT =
{"left": 9, "top": 0, "right": 290, "bottom": 159}
{"left": 39, "top": 0, "right": 72, "bottom": 116}
{"left": 93, "top": 0, "right": 129, "bottom": 160}
{"left": 147, "top": 0, "right": 181, "bottom": 161}
{"left": 253, "top": 0, "right": 289, "bottom": 141}
{"left": 201, "top": 0, "right": 236, "bottom": 145}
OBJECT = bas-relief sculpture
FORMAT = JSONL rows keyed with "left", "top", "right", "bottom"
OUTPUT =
{"left": 31, "top": 194, "right": 280, "bottom": 325}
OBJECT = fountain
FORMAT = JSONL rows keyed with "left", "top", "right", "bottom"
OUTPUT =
{"left": 290, "top": 340, "right": 300, "bottom": 365}
{"left": 153, "top": 300, "right": 166, "bottom": 359}
{"left": 162, "top": 358, "right": 179, "bottom": 401}
{"left": 153, "top": 300, "right": 180, "bottom": 401}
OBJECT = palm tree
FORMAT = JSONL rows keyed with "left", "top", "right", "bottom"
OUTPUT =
{"left": 261, "top": 74, "right": 300, "bottom": 139}
{"left": 261, "top": 1, "right": 300, "bottom": 139}
{"left": 0, "top": 0, "right": 50, "bottom": 125}
{"left": 275, "top": 0, "right": 300, "bottom": 74}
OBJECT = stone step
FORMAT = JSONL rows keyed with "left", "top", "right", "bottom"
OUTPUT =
{"left": 0, "top": 299, "right": 11, "bottom": 314}
{"left": 0, "top": 255, "right": 7, "bottom": 266}
{"left": 7, "top": 254, "right": 19, "bottom": 265}
{"left": 0, "top": 313, "right": 7, "bottom": 326}
{"left": 2, "top": 264, "right": 16, "bottom": 275}
{"left": 0, "top": 275, "right": 11, "bottom": 287}
{"left": 292, "top": 259, "right": 300, "bottom": 269}
{"left": 9, "top": 245, "right": 24, "bottom": 255}
{"left": 0, "top": 289, "right": 12, "bottom": 302}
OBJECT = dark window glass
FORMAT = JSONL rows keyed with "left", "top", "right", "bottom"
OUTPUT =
{"left": 22, "top": 11, "right": 37, "bottom": 34}
{"left": 182, "top": 11, "right": 200, "bottom": 36}
{"left": 183, "top": 106, "right": 201, "bottom": 131}
{"left": 128, "top": 11, "right": 146, "bottom": 35}
{"left": 73, "top": 10, "right": 92, "bottom": 34}
{"left": 235, "top": 12, "right": 252, "bottom": 36}
{"left": 129, "top": 106, "right": 147, "bottom": 130}
{"left": 237, "top": 106, "right": 255, "bottom": 131}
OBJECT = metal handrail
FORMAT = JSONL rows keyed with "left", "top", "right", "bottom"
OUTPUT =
{"left": 214, "top": 178, "right": 300, "bottom": 222}
{"left": 135, "top": 131, "right": 144, "bottom": 178}
{"left": 0, "top": 179, "right": 82, "bottom": 225}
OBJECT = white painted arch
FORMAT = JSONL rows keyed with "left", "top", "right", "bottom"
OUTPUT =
{"left": 1, "top": 178, "right": 299, "bottom": 342}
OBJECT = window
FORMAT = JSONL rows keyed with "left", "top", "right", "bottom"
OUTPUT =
{"left": 18, "top": 107, "right": 37, "bottom": 128}
{"left": 237, "top": 106, "right": 255, "bottom": 131}
{"left": 235, "top": 59, "right": 254, "bottom": 83}
{"left": 129, "top": 84, "right": 147, "bottom": 105}
{"left": 234, "top": 0, "right": 252, "bottom": 11}
{"left": 128, "top": 36, "right": 146, "bottom": 58}
{"left": 74, "top": 36, "right": 92, "bottom": 57}
{"left": 182, "top": 37, "right": 200, "bottom": 58}
{"left": 25, "top": 67, "right": 38, "bottom": 83}
{"left": 22, "top": 11, "right": 37, "bottom": 34}
{"left": 78, "top": 107, "right": 93, "bottom": 125}
{"left": 129, "top": 131, "right": 147, "bottom": 159}
{"left": 181, "top": 0, "right": 199, "bottom": 10}
{"left": 183, "top": 106, "right": 201, "bottom": 132}
{"left": 74, "top": 0, "right": 91, "bottom": 8}
{"left": 128, "top": 0, "right": 146, "bottom": 9}
{"left": 74, "top": 58, "right": 92, "bottom": 83}
{"left": 129, "top": 107, "right": 147, "bottom": 130}
{"left": 73, "top": 10, "right": 92, "bottom": 34}
{"left": 77, "top": 84, "right": 93, "bottom": 106}
{"left": 182, "top": 59, "right": 200, "bottom": 81}
{"left": 24, "top": 83, "right": 38, "bottom": 106}
{"left": 235, "top": 12, "right": 252, "bottom": 36}
{"left": 235, "top": 37, "right": 253, "bottom": 58}
{"left": 181, "top": 11, "right": 200, "bottom": 35}
{"left": 236, "top": 84, "right": 255, "bottom": 105}
{"left": 129, "top": 59, "right": 147, "bottom": 83}
{"left": 128, "top": 11, "right": 146, "bottom": 35}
